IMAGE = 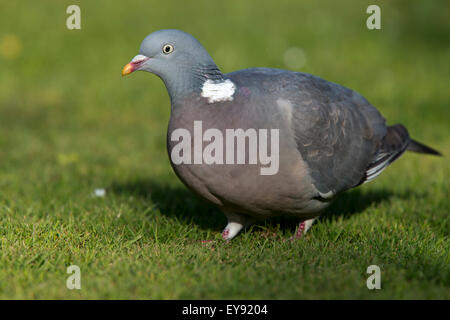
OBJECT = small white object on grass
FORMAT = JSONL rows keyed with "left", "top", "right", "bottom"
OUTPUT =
{"left": 94, "top": 188, "right": 106, "bottom": 197}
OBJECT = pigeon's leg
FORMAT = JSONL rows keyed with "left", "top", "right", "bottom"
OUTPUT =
{"left": 222, "top": 211, "right": 253, "bottom": 241}
{"left": 222, "top": 222, "right": 243, "bottom": 241}
{"left": 293, "top": 218, "right": 316, "bottom": 239}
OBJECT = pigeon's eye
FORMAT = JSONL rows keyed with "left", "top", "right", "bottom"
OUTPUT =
{"left": 162, "top": 44, "right": 174, "bottom": 54}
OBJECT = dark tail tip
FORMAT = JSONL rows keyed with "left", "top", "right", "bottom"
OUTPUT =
{"left": 407, "top": 139, "right": 442, "bottom": 156}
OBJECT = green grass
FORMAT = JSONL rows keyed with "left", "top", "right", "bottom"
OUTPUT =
{"left": 0, "top": 0, "right": 448, "bottom": 299}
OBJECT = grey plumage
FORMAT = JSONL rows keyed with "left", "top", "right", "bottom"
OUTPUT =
{"left": 123, "top": 29, "right": 441, "bottom": 240}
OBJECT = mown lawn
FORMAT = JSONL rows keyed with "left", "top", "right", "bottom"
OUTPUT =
{"left": 0, "top": 0, "right": 448, "bottom": 299}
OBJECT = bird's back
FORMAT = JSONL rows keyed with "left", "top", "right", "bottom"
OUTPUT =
{"left": 226, "top": 68, "right": 387, "bottom": 198}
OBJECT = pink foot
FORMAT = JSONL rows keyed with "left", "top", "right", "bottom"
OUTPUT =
{"left": 222, "top": 228, "right": 230, "bottom": 240}
{"left": 295, "top": 221, "right": 306, "bottom": 239}
{"left": 285, "top": 221, "right": 307, "bottom": 241}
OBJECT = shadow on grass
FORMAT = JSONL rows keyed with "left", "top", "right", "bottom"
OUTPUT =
{"left": 111, "top": 180, "right": 226, "bottom": 231}
{"left": 111, "top": 179, "right": 421, "bottom": 233}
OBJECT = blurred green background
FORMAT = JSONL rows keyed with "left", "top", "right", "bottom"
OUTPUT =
{"left": 0, "top": 0, "right": 448, "bottom": 299}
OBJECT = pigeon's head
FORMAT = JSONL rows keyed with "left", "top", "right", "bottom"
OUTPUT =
{"left": 122, "top": 30, "right": 222, "bottom": 97}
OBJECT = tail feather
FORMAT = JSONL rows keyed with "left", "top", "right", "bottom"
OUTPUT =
{"left": 407, "top": 139, "right": 442, "bottom": 156}
{"left": 362, "top": 124, "right": 409, "bottom": 183}
{"left": 360, "top": 124, "right": 441, "bottom": 185}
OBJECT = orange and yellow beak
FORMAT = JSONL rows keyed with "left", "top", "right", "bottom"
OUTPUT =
{"left": 122, "top": 54, "right": 150, "bottom": 77}
{"left": 121, "top": 63, "right": 135, "bottom": 76}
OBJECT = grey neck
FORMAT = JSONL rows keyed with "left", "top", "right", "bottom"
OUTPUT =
{"left": 162, "top": 64, "right": 224, "bottom": 105}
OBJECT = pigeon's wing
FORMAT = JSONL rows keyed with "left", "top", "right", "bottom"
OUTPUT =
{"left": 286, "top": 72, "right": 387, "bottom": 197}
{"left": 226, "top": 68, "right": 388, "bottom": 198}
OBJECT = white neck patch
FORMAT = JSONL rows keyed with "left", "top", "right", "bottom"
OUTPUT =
{"left": 201, "top": 79, "right": 236, "bottom": 103}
